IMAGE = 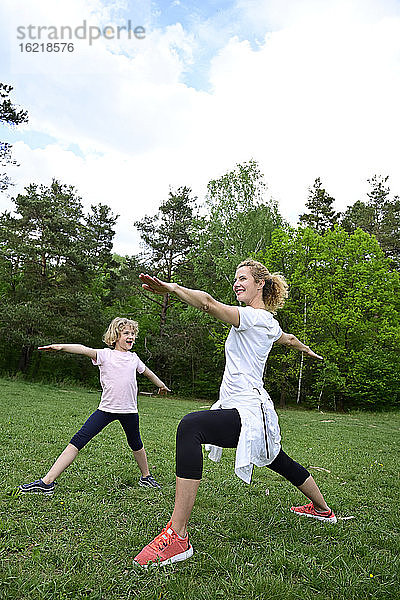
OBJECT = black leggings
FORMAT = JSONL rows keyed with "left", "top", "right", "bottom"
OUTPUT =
{"left": 69, "top": 409, "right": 143, "bottom": 451}
{"left": 176, "top": 409, "right": 310, "bottom": 486}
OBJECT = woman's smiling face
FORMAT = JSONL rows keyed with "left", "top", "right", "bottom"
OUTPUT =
{"left": 233, "top": 266, "right": 264, "bottom": 306}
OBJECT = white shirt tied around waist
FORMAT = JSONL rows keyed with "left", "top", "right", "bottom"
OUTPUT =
{"left": 206, "top": 305, "right": 283, "bottom": 484}
{"left": 206, "top": 388, "right": 281, "bottom": 484}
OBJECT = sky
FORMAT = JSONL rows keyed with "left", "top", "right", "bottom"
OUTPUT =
{"left": 1, "top": 0, "right": 400, "bottom": 255}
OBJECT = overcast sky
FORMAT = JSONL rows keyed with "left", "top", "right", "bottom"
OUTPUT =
{"left": 1, "top": 0, "right": 400, "bottom": 255}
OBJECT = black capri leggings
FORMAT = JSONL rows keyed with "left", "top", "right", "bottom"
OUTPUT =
{"left": 176, "top": 409, "right": 310, "bottom": 486}
{"left": 69, "top": 409, "right": 143, "bottom": 451}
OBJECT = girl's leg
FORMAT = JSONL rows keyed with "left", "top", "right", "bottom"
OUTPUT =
{"left": 119, "top": 414, "right": 151, "bottom": 477}
{"left": 132, "top": 448, "right": 150, "bottom": 477}
{"left": 42, "top": 444, "right": 79, "bottom": 484}
{"left": 43, "top": 410, "right": 114, "bottom": 484}
{"left": 267, "top": 449, "right": 329, "bottom": 511}
{"left": 171, "top": 409, "right": 242, "bottom": 536}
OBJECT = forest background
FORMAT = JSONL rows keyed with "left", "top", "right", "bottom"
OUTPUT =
{"left": 1, "top": 83, "right": 399, "bottom": 412}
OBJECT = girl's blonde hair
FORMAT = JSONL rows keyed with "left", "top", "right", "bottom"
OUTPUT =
{"left": 237, "top": 259, "right": 289, "bottom": 313}
{"left": 103, "top": 317, "right": 139, "bottom": 348}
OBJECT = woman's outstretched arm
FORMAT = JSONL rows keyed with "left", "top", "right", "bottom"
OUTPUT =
{"left": 275, "top": 333, "right": 323, "bottom": 360}
{"left": 139, "top": 274, "right": 240, "bottom": 327}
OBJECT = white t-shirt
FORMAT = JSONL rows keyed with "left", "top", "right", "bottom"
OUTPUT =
{"left": 207, "top": 306, "right": 283, "bottom": 483}
{"left": 219, "top": 306, "right": 282, "bottom": 401}
{"left": 92, "top": 348, "right": 146, "bottom": 413}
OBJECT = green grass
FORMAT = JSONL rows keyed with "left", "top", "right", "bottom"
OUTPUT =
{"left": 0, "top": 378, "right": 399, "bottom": 600}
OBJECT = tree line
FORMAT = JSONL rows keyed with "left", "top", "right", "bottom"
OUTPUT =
{"left": 1, "top": 84, "right": 399, "bottom": 411}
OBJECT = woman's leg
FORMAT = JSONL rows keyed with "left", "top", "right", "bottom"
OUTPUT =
{"left": 297, "top": 476, "right": 329, "bottom": 511}
{"left": 43, "top": 410, "right": 114, "bottom": 484}
{"left": 171, "top": 477, "right": 201, "bottom": 537}
{"left": 171, "top": 409, "right": 242, "bottom": 536}
{"left": 134, "top": 409, "right": 241, "bottom": 565}
{"left": 267, "top": 449, "right": 329, "bottom": 511}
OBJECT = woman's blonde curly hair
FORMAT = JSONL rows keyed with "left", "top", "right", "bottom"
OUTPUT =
{"left": 237, "top": 259, "right": 289, "bottom": 313}
{"left": 103, "top": 317, "right": 139, "bottom": 348}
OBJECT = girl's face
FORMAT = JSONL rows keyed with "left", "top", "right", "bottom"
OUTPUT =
{"left": 115, "top": 327, "right": 136, "bottom": 352}
{"left": 233, "top": 266, "right": 264, "bottom": 306}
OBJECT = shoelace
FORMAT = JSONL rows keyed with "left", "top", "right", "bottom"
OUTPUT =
{"left": 149, "top": 526, "right": 176, "bottom": 551}
{"left": 306, "top": 503, "right": 330, "bottom": 515}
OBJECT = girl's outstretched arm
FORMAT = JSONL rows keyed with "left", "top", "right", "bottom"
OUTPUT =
{"left": 142, "top": 367, "right": 171, "bottom": 394}
{"left": 139, "top": 274, "right": 239, "bottom": 327}
{"left": 275, "top": 333, "right": 323, "bottom": 360}
{"left": 38, "top": 344, "right": 97, "bottom": 361}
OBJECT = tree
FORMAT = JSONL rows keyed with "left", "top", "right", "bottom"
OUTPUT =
{"left": 85, "top": 203, "right": 118, "bottom": 267}
{"left": 0, "top": 180, "right": 117, "bottom": 376}
{"left": 299, "top": 178, "right": 340, "bottom": 233}
{"left": 165, "top": 160, "right": 285, "bottom": 396}
{"left": 341, "top": 175, "right": 400, "bottom": 266}
{"left": 0, "top": 83, "right": 28, "bottom": 191}
{"left": 134, "top": 186, "right": 197, "bottom": 334}
{"left": 262, "top": 225, "right": 400, "bottom": 411}
{"left": 192, "top": 159, "right": 284, "bottom": 303}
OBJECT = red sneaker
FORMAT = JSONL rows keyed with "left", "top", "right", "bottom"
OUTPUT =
{"left": 133, "top": 521, "right": 193, "bottom": 567}
{"left": 290, "top": 502, "right": 337, "bottom": 523}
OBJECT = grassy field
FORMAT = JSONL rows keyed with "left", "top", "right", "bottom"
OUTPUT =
{"left": 0, "top": 378, "right": 399, "bottom": 600}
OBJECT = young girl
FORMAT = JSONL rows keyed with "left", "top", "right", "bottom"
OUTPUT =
{"left": 19, "top": 317, "right": 170, "bottom": 494}
{"left": 133, "top": 260, "right": 336, "bottom": 567}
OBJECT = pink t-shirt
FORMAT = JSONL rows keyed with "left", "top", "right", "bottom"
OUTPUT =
{"left": 92, "top": 348, "right": 146, "bottom": 413}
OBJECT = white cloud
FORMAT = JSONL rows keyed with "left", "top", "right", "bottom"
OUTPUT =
{"left": 206, "top": 3, "right": 400, "bottom": 217}
{"left": 1, "top": 0, "right": 400, "bottom": 255}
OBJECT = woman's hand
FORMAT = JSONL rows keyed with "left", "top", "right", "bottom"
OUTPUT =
{"left": 276, "top": 333, "right": 323, "bottom": 360}
{"left": 139, "top": 274, "right": 176, "bottom": 295}
{"left": 158, "top": 386, "right": 171, "bottom": 396}
{"left": 303, "top": 346, "right": 324, "bottom": 360}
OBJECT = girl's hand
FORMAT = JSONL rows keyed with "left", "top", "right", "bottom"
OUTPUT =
{"left": 38, "top": 344, "right": 64, "bottom": 352}
{"left": 139, "top": 274, "right": 176, "bottom": 295}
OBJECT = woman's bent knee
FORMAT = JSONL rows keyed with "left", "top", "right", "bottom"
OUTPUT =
{"left": 176, "top": 412, "right": 201, "bottom": 440}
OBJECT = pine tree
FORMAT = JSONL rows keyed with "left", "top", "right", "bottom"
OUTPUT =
{"left": 0, "top": 83, "right": 28, "bottom": 191}
{"left": 299, "top": 178, "right": 340, "bottom": 233}
{"left": 134, "top": 186, "right": 196, "bottom": 333}
{"left": 341, "top": 175, "right": 400, "bottom": 266}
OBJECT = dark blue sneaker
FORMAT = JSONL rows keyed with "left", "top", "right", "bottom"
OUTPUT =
{"left": 18, "top": 478, "right": 55, "bottom": 495}
{"left": 138, "top": 474, "right": 161, "bottom": 489}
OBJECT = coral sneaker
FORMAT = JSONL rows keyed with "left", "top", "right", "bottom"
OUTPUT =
{"left": 290, "top": 502, "right": 337, "bottom": 523}
{"left": 133, "top": 522, "right": 193, "bottom": 567}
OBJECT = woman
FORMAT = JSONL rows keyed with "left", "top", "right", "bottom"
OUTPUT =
{"left": 134, "top": 260, "right": 336, "bottom": 567}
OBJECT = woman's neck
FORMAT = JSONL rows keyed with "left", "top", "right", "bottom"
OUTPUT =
{"left": 246, "top": 299, "right": 265, "bottom": 310}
